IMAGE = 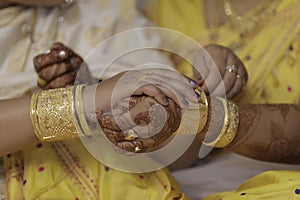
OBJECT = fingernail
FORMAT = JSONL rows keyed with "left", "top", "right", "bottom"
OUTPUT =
{"left": 189, "top": 79, "right": 197, "bottom": 86}
{"left": 163, "top": 97, "right": 169, "bottom": 104}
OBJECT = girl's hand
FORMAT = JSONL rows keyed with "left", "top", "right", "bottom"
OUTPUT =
{"left": 193, "top": 44, "right": 248, "bottom": 99}
{"left": 34, "top": 42, "right": 93, "bottom": 89}
{"left": 87, "top": 68, "right": 199, "bottom": 113}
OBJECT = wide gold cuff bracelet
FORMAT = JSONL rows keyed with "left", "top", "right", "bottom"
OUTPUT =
{"left": 30, "top": 86, "right": 86, "bottom": 142}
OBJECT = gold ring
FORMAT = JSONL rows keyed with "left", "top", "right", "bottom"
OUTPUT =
{"left": 125, "top": 129, "right": 138, "bottom": 141}
{"left": 225, "top": 65, "right": 238, "bottom": 73}
{"left": 133, "top": 140, "right": 143, "bottom": 153}
{"left": 37, "top": 77, "right": 47, "bottom": 87}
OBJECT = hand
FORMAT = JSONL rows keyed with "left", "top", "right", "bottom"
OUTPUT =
{"left": 85, "top": 68, "right": 199, "bottom": 112}
{"left": 34, "top": 42, "right": 94, "bottom": 89}
{"left": 96, "top": 95, "right": 181, "bottom": 153}
{"left": 192, "top": 44, "right": 248, "bottom": 99}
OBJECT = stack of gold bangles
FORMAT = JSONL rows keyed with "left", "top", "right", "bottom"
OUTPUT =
{"left": 203, "top": 96, "right": 239, "bottom": 148}
{"left": 30, "top": 85, "right": 239, "bottom": 149}
{"left": 30, "top": 85, "right": 89, "bottom": 142}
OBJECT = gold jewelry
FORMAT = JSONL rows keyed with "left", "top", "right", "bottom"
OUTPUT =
{"left": 125, "top": 129, "right": 139, "bottom": 141}
{"left": 73, "top": 84, "right": 93, "bottom": 136}
{"left": 225, "top": 65, "right": 237, "bottom": 73}
{"left": 133, "top": 140, "right": 143, "bottom": 153}
{"left": 30, "top": 86, "right": 81, "bottom": 141}
{"left": 179, "top": 86, "right": 209, "bottom": 136}
{"left": 204, "top": 97, "right": 239, "bottom": 148}
{"left": 194, "top": 86, "right": 209, "bottom": 133}
{"left": 37, "top": 78, "right": 47, "bottom": 87}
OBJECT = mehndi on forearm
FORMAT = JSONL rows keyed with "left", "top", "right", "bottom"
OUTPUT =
{"left": 226, "top": 103, "right": 300, "bottom": 164}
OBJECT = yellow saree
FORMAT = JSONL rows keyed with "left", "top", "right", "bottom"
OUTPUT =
{"left": 144, "top": 0, "right": 300, "bottom": 104}
{"left": 4, "top": 139, "right": 187, "bottom": 199}
{"left": 143, "top": 0, "right": 300, "bottom": 199}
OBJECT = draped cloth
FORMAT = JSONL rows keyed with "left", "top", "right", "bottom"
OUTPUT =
{"left": 144, "top": 0, "right": 300, "bottom": 104}
{"left": 0, "top": 0, "right": 188, "bottom": 199}
{"left": 143, "top": 0, "right": 300, "bottom": 199}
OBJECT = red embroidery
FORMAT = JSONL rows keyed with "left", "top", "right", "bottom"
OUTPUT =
{"left": 38, "top": 167, "right": 45, "bottom": 172}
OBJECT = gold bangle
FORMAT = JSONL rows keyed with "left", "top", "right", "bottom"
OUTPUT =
{"left": 180, "top": 86, "right": 208, "bottom": 135}
{"left": 30, "top": 86, "right": 80, "bottom": 141}
{"left": 73, "top": 84, "right": 93, "bottom": 136}
{"left": 204, "top": 97, "right": 239, "bottom": 148}
{"left": 215, "top": 98, "right": 239, "bottom": 148}
{"left": 194, "top": 86, "right": 209, "bottom": 133}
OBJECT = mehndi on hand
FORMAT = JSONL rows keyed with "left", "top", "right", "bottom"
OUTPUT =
{"left": 34, "top": 42, "right": 93, "bottom": 89}
{"left": 96, "top": 95, "right": 182, "bottom": 153}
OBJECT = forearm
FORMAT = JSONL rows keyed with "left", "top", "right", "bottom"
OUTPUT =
{"left": 169, "top": 100, "right": 300, "bottom": 170}
{"left": 0, "top": 95, "right": 38, "bottom": 156}
{"left": 226, "top": 103, "right": 300, "bottom": 164}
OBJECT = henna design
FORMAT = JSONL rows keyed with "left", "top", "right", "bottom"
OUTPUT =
{"left": 245, "top": 120, "right": 300, "bottom": 163}
{"left": 97, "top": 96, "right": 181, "bottom": 153}
{"left": 227, "top": 104, "right": 262, "bottom": 148}
{"left": 291, "top": 102, "right": 300, "bottom": 112}
{"left": 34, "top": 42, "right": 93, "bottom": 89}
{"left": 263, "top": 104, "right": 290, "bottom": 122}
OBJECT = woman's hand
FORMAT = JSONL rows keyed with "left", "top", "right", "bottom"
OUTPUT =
{"left": 193, "top": 44, "right": 248, "bottom": 99}
{"left": 34, "top": 42, "right": 94, "bottom": 90}
{"left": 96, "top": 95, "right": 181, "bottom": 153}
{"left": 85, "top": 68, "right": 199, "bottom": 113}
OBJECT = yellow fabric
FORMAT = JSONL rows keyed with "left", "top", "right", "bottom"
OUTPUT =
{"left": 203, "top": 171, "right": 300, "bottom": 200}
{"left": 145, "top": 0, "right": 300, "bottom": 104}
{"left": 144, "top": 0, "right": 300, "bottom": 199}
{"left": 4, "top": 139, "right": 187, "bottom": 200}
{"left": 1, "top": 0, "right": 187, "bottom": 199}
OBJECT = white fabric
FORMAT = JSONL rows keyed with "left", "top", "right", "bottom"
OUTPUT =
{"left": 173, "top": 150, "right": 300, "bottom": 200}
{"left": 0, "top": 0, "right": 172, "bottom": 99}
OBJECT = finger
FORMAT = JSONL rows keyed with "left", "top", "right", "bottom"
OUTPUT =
{"left": 212, "top": 54, "right": 237, "bottom": 97}
{"left": 50, "top": 42, "right": 65, "bottom": 50}
{"left": 138, "top": 81, "right": 189, "bottom": 108}
{"left": 69, "top": 54, "right": 84, "bottom": 70}
{"left": 42, "top": 72, "right": 76, "bottom": 89}
{"left": 236, "top": 60, "right": 248, "bottom": 84}
{"left": 133, "top": 83, "right": 170, "bottom": 106}
{"left": 116, "top": 138, "right": 156, "bottom": 153}
{"left": 102, "top": 128, "right": 126, "bottom": 144}
{"left": 34, "top": 48, "right": 73, "bottom": 72}
{"left": 145, "top": 73, "right": 198, "bottom": 102}
{"left": 143, "top": 68, "right": 193, "bottom": 89}
{"left": 226, "top": 74, "right": 246, "bottom": 99}
{"left": 96, "top": 111, "right": 123, "bottom": 130}
{"left": 38, "top": 61, "right": 75, "bottom": 82}
{"left": 212, "top": 71, "right": 236, "bottom": 97}
{"left": 192, "top": 49, "right": 211, "bottom": 81}
{"left": 201, "top": 68, "right": 223, "bottom": 95}
{"left": 156, "top": 84, "right": 191, "bottom": 108}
